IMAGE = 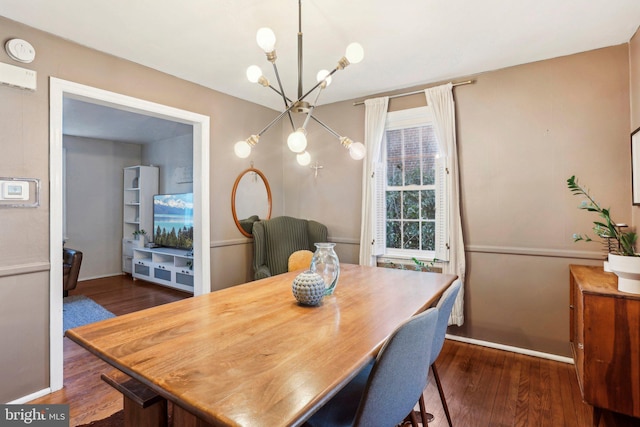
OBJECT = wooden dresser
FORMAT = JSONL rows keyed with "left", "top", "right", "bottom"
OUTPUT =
{"left": 569, "top": 265, "right": 640, "bottom": 426}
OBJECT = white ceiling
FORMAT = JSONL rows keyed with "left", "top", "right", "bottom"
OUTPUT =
{"left": 2, "top": 0, "right": 640, "bottom": 113}
{"left": 63, "top": 98, "right": 192, "bottom": 144}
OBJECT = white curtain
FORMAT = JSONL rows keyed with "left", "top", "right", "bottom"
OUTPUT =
{"left": 359, "top": 97, "right": 389, "bottom": 266}
{"left": 425, "top": 83, "right": 465, "bottom": 326}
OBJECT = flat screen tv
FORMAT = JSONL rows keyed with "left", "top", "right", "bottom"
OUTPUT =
{"left": 153, "top": 193, "right": 194, "bottom": 250}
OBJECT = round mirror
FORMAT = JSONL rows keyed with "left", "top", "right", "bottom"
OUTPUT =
{"left": 231, "top": 167, "right": 272, "bottom": 237}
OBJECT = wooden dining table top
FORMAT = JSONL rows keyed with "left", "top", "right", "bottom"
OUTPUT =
{"left": 66, "top": 263, "right": 457, "bottom": 427}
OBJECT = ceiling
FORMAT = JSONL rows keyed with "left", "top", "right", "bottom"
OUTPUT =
{"left": 2, "top": 0, "right": 640, "bottom": 115}
{"left": 63, "top": 98, "right": 192, "bottom": 144}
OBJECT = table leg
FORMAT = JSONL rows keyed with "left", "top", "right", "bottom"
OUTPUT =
{"left": 592, "top": 406, "right": 602, "bottom": 427}
{"left": 172, "top": 404, "right": 215, "bottom": 427}
{"left": 101, "top": 371, "right": 167, "bottom": 427}
{"left": 124, "top": 396, "right": 167, "bottom": 427}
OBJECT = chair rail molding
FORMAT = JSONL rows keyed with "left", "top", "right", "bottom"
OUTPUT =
{"left": 0, "top": 262, "right": 50, "bottom": 278}
{"left": 465, "top": 244, "right": 604, "bottom": 260}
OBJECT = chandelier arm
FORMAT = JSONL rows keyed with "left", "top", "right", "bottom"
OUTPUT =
{"left": 298, "top": 0, "right": 303, "bottom": 99}
{"left": 268, "top": 85, "right": 284, "bottom": 97}
{"left": 295, "top": 67, "right": 339, "bottom": 105}
{"left": 267, "top": 67, "right": 339, "bottom": 113}
{"left": 302, "top": 88, "right": 324, "bottom": 130}
{"left": 256, "top": 101, "right": 299, "bottom": 136}
{"left": 268, "top": 85, "right": 293, "bottom": 104}
{"left": 310, "top": 115, "right": 341, "bottom": 139}
{"left": 271, "top": 62, "right": 295, "bottom": 130}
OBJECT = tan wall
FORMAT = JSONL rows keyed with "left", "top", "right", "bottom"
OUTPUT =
{"left": 64, "top": 136, "right": 142, "bottom": 280}
{"left": 0, "top": 16, "right": 284, "bottom": 402}
{"left": 289, "top": 45, "right": 631, "bottom": 357}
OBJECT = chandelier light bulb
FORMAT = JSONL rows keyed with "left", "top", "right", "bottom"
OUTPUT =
{"left": 297, "top": 151, "right": 311, "bottom": 166}
{"left": 345, "top": 42, "right": 364, "bottom": 64}
{"left": 256, "top": 27, "right": 276, "bottom": 53}
{"left": 234, "top": 140, "right": 252, "bottom": 158}
{"left": 348, "top": 142, "right": 366, "bottom": 160}
{"left": 316, "top": 69, "right": 332, "bottom": 87}
{"left": 246, "top": 65, "right": 263, "bottom": 83}
{"left": 287, "top": 129, "right": 308, "bottom": 153}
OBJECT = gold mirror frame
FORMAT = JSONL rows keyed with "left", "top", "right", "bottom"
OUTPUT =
{"left": 231, "top": 167, "right": 272, "bottom": 238}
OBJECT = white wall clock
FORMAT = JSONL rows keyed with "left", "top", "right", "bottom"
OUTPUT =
{"left": 5, "top": 38, "right": 36, "bottom": 63}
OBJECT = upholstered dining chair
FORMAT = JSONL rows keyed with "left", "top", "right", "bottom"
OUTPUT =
{"left": 252, "top": 216, "right": 327, "bottom": 280}
{"left": 305, "top": 307, "right": 439, "bottom": 427}
{"left": 417, "top": 279, "right": 462, "bottom": 427}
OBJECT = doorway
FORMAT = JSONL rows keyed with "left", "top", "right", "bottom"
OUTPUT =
{"left": 49, "top": 78, "right": 211, "bottom": 392}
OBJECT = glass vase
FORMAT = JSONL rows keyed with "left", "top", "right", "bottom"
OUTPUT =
{"left": 310, "top": 242, "right": 340, "bottom": 295}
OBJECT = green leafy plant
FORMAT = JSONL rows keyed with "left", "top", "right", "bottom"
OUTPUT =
{"left": 383, "top": 257, "right": 438, "bottom": 272}
{"left": 567, "top": 175, "right": 637, "bottom": 256}
{"left": 133, "top": 229, "right": 147, "bottom": 237}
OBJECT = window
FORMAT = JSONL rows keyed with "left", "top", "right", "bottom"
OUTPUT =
{"left": 376, "top": 107, "right": 448, "bottom": 261}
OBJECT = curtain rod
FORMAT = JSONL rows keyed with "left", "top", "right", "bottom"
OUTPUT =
{"left": 352, "top": 80, "right": 474, "bottom": 106}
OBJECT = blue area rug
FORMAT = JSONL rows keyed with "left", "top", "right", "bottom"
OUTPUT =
{"left": 63, "top": 295, "right": 115, "bottom": 333}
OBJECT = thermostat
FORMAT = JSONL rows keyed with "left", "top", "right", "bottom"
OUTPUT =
{"left": 1, "top": 180, "right": 29, "bottom": 200}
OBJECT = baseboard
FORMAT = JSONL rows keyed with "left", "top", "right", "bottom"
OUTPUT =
{"left": 78, "top": 272, "right": 124, "bottom": 281}
{"left": 7, "top": 387, "right": 51, "bottom": 404}
{"left": 445, "top": 334, "right": 574, "bottom": 364}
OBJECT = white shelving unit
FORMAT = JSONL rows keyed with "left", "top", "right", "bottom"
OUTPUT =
{"left": 122, "top": 165, "right": 158, "bottom": 273}
{"left": 132, "top": 247, "right": 194, "bottom": 293}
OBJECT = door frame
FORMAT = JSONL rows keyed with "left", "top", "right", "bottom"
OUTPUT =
{"left": 49, "top": 77, "right": 211, "bottom": 391}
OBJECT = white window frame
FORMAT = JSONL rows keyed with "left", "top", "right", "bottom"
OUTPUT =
{"left": 376, "top": 106, "right": 449, "bottom": 263}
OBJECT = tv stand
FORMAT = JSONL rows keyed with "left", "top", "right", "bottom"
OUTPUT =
{"left": 132, "top": 247, "right": 194, "bottom": 293}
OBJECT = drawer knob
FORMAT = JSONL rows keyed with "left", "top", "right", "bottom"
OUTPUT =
{"left": 578, "top": 343, "right": 584, "bottom": 350}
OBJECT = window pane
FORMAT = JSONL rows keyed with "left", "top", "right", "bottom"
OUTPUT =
{"left": 386, "top": 191, "right": 401, "bottom": 220}
{"left": 403, "top": 191, "right": 419, "bottom": 219}
{"left": 421, "top": 190, "right": 435, "bottom": 220}
{"left": 386, "top": 130, "right": 403, "bottom": 186}
{"left": 387, "top": 221, "right": 401, "bottom": 248}
{"left": 404, "top": 128, "right": 421, "bottom": 186}
{"left": 403, "top": 222, "right": 419, "bottom": 250}
{"left": 422, "top": 221, "right": 435, "bottom": 251}
{"left": 422, "top": 126, "right": 438, "bottom": 185}
{"left": 422, "top": 156, "right": 436, "bottom": 185}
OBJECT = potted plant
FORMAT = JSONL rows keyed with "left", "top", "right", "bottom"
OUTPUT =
{"left": 567, "top": 175, "right": 640, "bottom": 293}
{"left": 133, "top": 229, "right": 147, "bottom": 243}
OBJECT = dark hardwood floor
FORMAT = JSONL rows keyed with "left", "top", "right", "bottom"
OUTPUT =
{"left": 31, "top": 275, "right": 637, "bottom": 427}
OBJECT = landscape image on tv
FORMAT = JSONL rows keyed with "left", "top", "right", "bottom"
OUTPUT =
{"left": 153, "top": 193, "right": 194, "bottom": 250}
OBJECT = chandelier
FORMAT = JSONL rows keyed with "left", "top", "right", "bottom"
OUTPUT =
{"left": 233, "top": 0, "right": 366, "bottom": 166}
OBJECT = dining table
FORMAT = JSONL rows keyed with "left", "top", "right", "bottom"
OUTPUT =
{"left": 66, "top": 263, "right": 457, "bottom": 427}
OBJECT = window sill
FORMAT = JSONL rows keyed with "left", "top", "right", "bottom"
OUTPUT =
{"left": 376, "top": 256, "right": 443, "bottom": 273}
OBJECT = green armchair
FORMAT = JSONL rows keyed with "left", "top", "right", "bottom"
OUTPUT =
{"left": 252, "top": 216, "right": 328, "bottom": 280}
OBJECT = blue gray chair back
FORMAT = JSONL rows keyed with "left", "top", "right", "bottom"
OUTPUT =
{"left": 306, "top": 307, "right": 438, "bottom": 427}
{"left": 355, "top": 307, "right": 439, "bottom": 426}
{"left": 430, "top": 279, "right": 462, "bottom": 365}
